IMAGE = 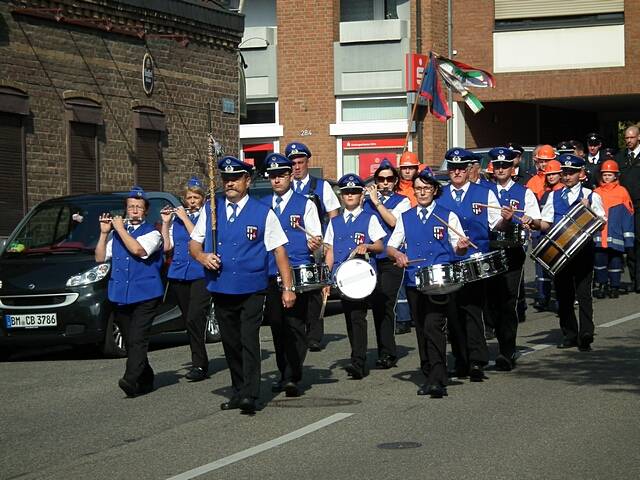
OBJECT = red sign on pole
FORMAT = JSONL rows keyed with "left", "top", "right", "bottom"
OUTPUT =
{"left": 405, "top": 53, "right": 428, "bottom": 92}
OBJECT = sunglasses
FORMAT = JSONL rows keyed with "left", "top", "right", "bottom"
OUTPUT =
{"left": 341, "top": 188, "right": 363, "bottom": 195}
{"left": 375, "top": 175, "right": 396, "bottom": 183}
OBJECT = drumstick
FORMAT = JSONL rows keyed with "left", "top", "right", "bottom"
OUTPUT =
{"left": 296, "top": 224, "right": 320, "bottom": 238}
{"left": 476, "top": 203, "right": 525, "bottom": 213}
{"left": 318, "top": 287, "right": 329, "bottom": 321}
{"left": 432, "top": 213, "right": 479, "bottom": 250}
{"left": 407, "top": 257, "right": 427, "bottom": 264}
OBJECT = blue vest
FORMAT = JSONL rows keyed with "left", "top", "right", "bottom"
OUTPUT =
{"left": 552, "top": 187, "right": 593, "bottom": 225}
{"left": 402, "top": 203, "right": 456, "bottom": 287}
{"left": 168, "top": 214, "right": 205, "bottom": 281}
{"left": 438, "top": 182, "right": 491, "bottom": 258}
{"left": 330, "top": 211, "right": 374, "bottom": 273}
{"left": 478, "top": 178, "right": 498, "bottom": 194}
{"left": 363, "top": 192, "right": 407, "bottom": 259}
{"left": 265, "top": 192, "right": 313, "bottom": 276}
{"left": 204, "top": 196, "right": 270, "bottom": 294}
{"left": 108, "top": 222, "right": 164, "bottom": 305}
{"left": 298, "top": 176, "right": 329, "bottom": 216}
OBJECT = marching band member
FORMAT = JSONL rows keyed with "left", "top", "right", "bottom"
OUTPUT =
{"left": 95, "top": 186, "right": 163, "bottom": 397}
{"left": 540, "top": 154, "right": 606, "bottom": 352}
{"left": 469, "top": 153, "right": 496, "bottom": 190}
{"left": 189, "top": 156, "right": 295, "bottom": 414}
{"left": 387, "top": 170, "right": 470, "bottom": 398}
{"left": 593, "top": 160, "right": 634, "bottom": 299}
{"left": 363, "top": 159, "right": 411, "bottom": 369}
{"left": 261, "top": 153, "right": 323, "bottom": 397}
{"left": 438, "top": 148, "right": 506, "bottom": 382}
{"left": 486, "top": 148, "right": 541, "bottom": 371}
{"left": 323, "top": 174, "right": 386, "bottom": 379}
{"left": 286, "top": 142, "right": 340, "bottom": 352}
{"left": 506, "top": 143, "right": 533, "bottom": 185}
{"left": 161, "top": 177, "right": 210, "bottom": 382}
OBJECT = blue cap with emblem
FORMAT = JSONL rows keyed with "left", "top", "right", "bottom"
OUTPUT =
{"left": 587, "top": 132, "right": 603, "bottom": 146}
{"left": 469, "top": 152, "right": 483, "bottom": 164}
{"left": 265, "top": 153, "right": 293, "bottom": 173}
{"left": 445, "top": 148, "right": 474, "bottom": 167}
{"left": 285, "top": 142, "right": 312, "bottom": 159}
{"left": 373, "top": 158, "right": 398, "bottom": 177}
{"left": 488, "top": 147, "right": 517, "bottom": 163}
{"left": 218, "top": 156, "right": 253, "bottom": 174}
{"left": 337, "top": 173, "right": 365, "bottom": 190}
{"left": 558, "top": 153, "right": 585, "bottom": 169}
{"left": 187, "top": 176, "right": 203, "bottom": 188}
{"left": 128, "top": 185, "right": 147, "bottom": 200}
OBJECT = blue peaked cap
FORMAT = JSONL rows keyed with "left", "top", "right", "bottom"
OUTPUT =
{"left": 337, "top": 173, "right": 365, "bottom": 189}
{"left": 285, "top": 142, "right": 311, "bottom": 158}
{"left": 128, "top": 185, "right": 147, "bottom": 200}
{"left": 265, "top": 153, "right": 293, "bottom": 172}
{"left": 218, "top": 156, "right": 253, "bottom": 174}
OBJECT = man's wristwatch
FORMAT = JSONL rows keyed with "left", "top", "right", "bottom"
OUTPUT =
{"left": 282, "top": 286, "right": 295, "bottom": 292}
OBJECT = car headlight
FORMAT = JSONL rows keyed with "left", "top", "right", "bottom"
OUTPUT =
{"left": 66, "top": 263, "right": 111, "bottom": 287}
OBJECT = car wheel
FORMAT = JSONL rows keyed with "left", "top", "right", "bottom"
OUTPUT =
{"left": 101, "top": 315, "right": 127, "bottom": 358}
{"left": 205, "top": 300, "right": 221, "bottom": 343}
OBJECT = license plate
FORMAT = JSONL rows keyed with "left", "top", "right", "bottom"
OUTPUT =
{"left": 4, "top": 313, "right": 57, "bottom": 329}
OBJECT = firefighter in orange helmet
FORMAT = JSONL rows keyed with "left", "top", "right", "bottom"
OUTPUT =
{"left": 397, "top": 151, "right": 419, "bottom": 207}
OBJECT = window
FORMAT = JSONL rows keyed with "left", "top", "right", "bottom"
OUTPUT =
{"left": 135, "top": 129, "right": 162, "bottom": 191}
{"left": 341, "top": 98, "right": 406, "bottom": 122}
{"left": 0, "top": 113, "right": 26, "bottom": 236}
{"left": 241, "top": 103, "right": 276, "bottom": 124}
{"left": 69, "top": 122, "right": 98, "bottom": 194}
{"left": 340, "top": 0, "right": 398, "bottom": 22}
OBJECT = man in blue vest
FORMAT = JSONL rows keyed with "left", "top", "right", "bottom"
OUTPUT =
{"left": 486, "top": 148, "right": 542, "bottom": 371}
{"left": 189, "top": 156, "right": 296, "bottom": 414}
{"left": 286, "top": 141, "right": 341, "bottom": 352}
{"left": 540, "top": 154, "right": 606, "bottom": 352}
{"left": 95, "top": 186, "right": 164, "bottom": 397}
{"left": 363, "top": 159, "right": 411, "bottom": 368}
{"left": 261, "top": 153, "right": 323, "bottom": 397}
{"left": 438, "top": 148, "right": 505, "bottom": 382}
{"left": 324, "top": 174, "right": 386, "bottom": 379}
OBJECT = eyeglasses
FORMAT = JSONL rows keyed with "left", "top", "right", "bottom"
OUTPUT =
{"left": 414, "top": 186, "right": 435, "bottom": 193}
{"left": 376, "top": 175, "right": 396, "bottom": 183}
{"left": 341, "top": 188, "right": 362, "bottom": 195}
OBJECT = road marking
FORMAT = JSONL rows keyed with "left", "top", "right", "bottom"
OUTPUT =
{"left": 166, "top": 412, "right": 354, "bottom": 480}
{"left": 518, "top": 343, "right": 553, "bottom": 357}
{"left": 598, "top": 312, "right": 640, "bottom": 328}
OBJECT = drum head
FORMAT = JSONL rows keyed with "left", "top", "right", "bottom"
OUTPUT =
{"left": 334, "top": 258, "right": 377, "bottom": 300}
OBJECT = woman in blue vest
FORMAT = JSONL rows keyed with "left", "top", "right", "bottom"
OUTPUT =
{"left": 95, "top": 186, "right": 164, "bottom": 397}
{"left": 189, "top": 156, "right": 296, "bottom": 414}
{"left": 160, "top": 177, "right": 210, "bottom": 382}
{"left": 261, "top": 153, "right": 323, "bottom": 397}
{"left": 387, "top": 169, "right": 470, "bottom": 398}
{"left": 363, "top": 159, "right": 411, "bottom": 369}
{"left": 540, "top": 154, "right": 606, "bottom": 352}
{"left": 324, "top": 174, "right": 386, "bottom": 379}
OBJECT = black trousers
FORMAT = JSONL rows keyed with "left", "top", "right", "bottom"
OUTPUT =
{"left": 171, "top": 278, "right": 211, "bottom": 370}
{"left": 554, "top": 245, "right": 595, "bottom": 343}
{"left": 306, "top": 289, "right": 324, "bottom": 345}
{"left": 114, "top": 297, "right": 160, "bottom": 387}
{"left": 264, "top": 278, "right": 310, "bottom": 384}
{"left": 447, "top": 280, "right": 489, "bottom": 370}
{"left": 341, "top": 298, "right": 369, "bottom": 371}
{"left": 487, "top": 248, "right": 525, "bottom": 359}
{"left": 212, "top": 292, "right": 265, "bottom": 400}
{"left": 370, "top": 259, "right": 402, "bottom": 359}
{"left": 626, "top": 210, "right": 640, "bottom": 290}
{"left": 407, "top": 288, "right": 448, "bottom": 387}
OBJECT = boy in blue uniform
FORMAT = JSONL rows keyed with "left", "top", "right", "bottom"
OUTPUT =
{"left": 190, "top": 156, "right": 296, "bottom": 413}
{"left": 95, "top": 186, "right": 163, "bottom": 397}
{"left": 387, "top": 170, "right": 470, "bottom": 398}
{"left": 261, "top": 153, "right": 323, "bottom": 397}
{"left": 324, "top": 174, "right": 386, "bottom": 379}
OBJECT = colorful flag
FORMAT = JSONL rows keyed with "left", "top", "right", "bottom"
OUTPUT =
{"left": 438, "top": 65, "right": 485, "bottom": 113}
{"left": 419, "top": 53, "right": 451, "bottom": 122}
{"left": 436, "top": 56, "right": 496, "bottom": 88}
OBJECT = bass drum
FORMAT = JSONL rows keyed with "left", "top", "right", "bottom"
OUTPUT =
{"left": 333, "top": 258, "right": 377, "bottom": 300}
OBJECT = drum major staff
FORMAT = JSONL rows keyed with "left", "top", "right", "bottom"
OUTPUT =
{"left": 324, "top": 174, "right": 386, "bottom": 380}
{"left": 189, "top": 156, "right": 295, "bottom": 414}
{"left": 95, "top": 186, "right": 163, "bottom": 397}
{"left": 540, "top": 154, "right": 606, "bottom": 352}
{"left": 387, "top": 169, "right": 470, "bottom": 398}
{"left": 261, "top": 153, "right": 323, "bottom": 398}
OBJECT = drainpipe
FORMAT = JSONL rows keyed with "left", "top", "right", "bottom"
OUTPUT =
{"left": 447, "top": 0, "right": 453, "bottom": 149}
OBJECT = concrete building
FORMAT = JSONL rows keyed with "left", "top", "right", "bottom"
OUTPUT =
{"left": 239, "top": 0, "right": 638, "bottom": 177}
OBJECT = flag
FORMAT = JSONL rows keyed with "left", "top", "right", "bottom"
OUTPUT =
{"left": 419, "top": 53, "right": 451, "bottom": 122}
{"left": 438, "top": 64, "right": 485, "bottom": 113}
{"left": 436, "top": 56, "right": 496, "bottom": 88}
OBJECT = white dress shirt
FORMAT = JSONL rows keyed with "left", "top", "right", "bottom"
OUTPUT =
{"left": 105, "top": 221, "right": 162, "bottom": 260}
{"left": 323, "top": 206, "right": 387, "bottom": 246}
{"left": 293, "top": 174, "right": 341, "bottom": 213}
{"left": 541, "top": 184, "right": 606, "bottom": 224}
{"left": 496, "top": 179, "right": 542, "bottom": 220}
{"left": 270, "top": 189, "right": 322, "bottom": 238}
{"left": 387, "top": 201, "right": 462, "bottom": 251}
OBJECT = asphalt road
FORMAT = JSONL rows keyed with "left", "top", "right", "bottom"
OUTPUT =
{"left": 1, "top": 262, "right": 639, "bottom": 480}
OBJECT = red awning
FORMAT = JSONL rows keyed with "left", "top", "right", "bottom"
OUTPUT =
{"left": 342, "top": 138, "right": 404, "bottom": 150}
{"left": 243, "top": 142, "right": 273, "bottom": 152}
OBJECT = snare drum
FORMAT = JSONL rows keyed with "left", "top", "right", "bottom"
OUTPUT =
{"left": 277, "top": 263, "right": 331, "bottom": 292}
{"left": 531, "top": 202, "right": 605, "bottom": 275}
{"left": 490, "top": 223, "right": 528, "bottom": 249}
{"left": 415, "top": 263, "right": 463, "bottom": 295}
{"left": 459, "top": 250, "right": 508, "bottom": 283}
{"left": 333, "top": 258, "right": 377, "bottom": 300}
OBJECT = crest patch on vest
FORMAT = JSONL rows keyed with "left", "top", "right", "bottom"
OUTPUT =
{"left": 353, "top": 232, "right": 365, "bottom": 245}
{"left": 471, "top": 203, "right": 482, "bottom": 215}
{"left": 246, "top": 225, "right": 258, "bottom": 241}
{"left": 433, "top": 226, "right": 445, "bottom": 240}
{"left": 509, "top": 199, "right": 520, "bottom": 210}
{"left": 289, "top": 215, "right": 301, "bottom": 229}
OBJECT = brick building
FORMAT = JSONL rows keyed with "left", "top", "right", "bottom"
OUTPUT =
{"left": 0, "top": 0, "right": 243, "bottom": 236}
{"left": 239, "top": 0, "right": 638, "bottom": 178}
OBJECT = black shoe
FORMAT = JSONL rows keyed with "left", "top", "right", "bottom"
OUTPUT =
{"left": 578, "top": 333, "right": 594, "bottom": 352}
{"left": 494, "top": 354, "right": 513, "bottom": 372}
{"left": 220, "top": 397, "right": 241, "bottom": 411}
{"left": 395, "top": 323, "right": 411, "bottom": 335}
{"left": 118, "top": 378, "right": 139, "bottom": 397}
{"left": 284, "top": 381, "right": 300, "bottom": 397}
{"left": 271, "top": 380, "right": 285, "bottom": 393}
{"left": 345, "top": 364, "right": 368, "bottom": 380}
{"left": 469, "top": 364, "right": 485, "bottom": 382}
{"left": 593, "top": 284, "right": 606, "bottom": 299}
{"left": 485, "top": 327, "right": 496, "bottom": 340}
{"left": 557, "top": 339, "right": 578, "bottom": 349}
{"left": 375, "top": 355, "right": 398, "bottom": 369}
{"left": 185, "top": 367, "right": 208, "bottom": 382}
{"left": 138, "top": 381, "right": 154, "bottom": 395}
{"left": 427, "top": 384, "right": 447, "bottom": 398}
{"left": 447, "top": 367, "right": 469, "bottom": 379}
{"left": 609, "top": 288, "right": 620, "bottom": 299}
{"left": 239, "top": 397, "right": 257, "bottom": 413}
{"left": 308, "top": 341, "right": 322, "bottom": 352}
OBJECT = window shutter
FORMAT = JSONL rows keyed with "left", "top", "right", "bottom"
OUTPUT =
{"left": 495, "top": 0, "right": 624, "bottom": 20}
{"left": 136, "top": 129, "right": 162, "bottom": 191}
{"left": 0, "top": 113, "right": 25, "bottom": 236}
{"left": 69, "top": 122, "right": 98, "bottom": 194}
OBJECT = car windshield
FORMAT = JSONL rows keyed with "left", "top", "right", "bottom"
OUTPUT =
{"left": 2, "top": 196, "right": 172, "bottom": 257}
